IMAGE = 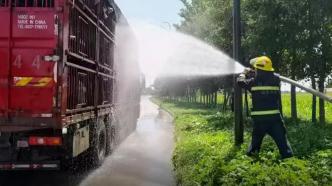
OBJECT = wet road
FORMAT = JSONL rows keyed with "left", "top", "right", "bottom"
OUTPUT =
{"left": 80, "top": 96, "right": 175, "bottom": 186}
{"left": 0, "top": 96, "right": 175, "bottom": 186}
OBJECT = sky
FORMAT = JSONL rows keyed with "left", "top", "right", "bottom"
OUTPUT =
{"left": 115, "top": 0, "right": 183, "bottom": 26}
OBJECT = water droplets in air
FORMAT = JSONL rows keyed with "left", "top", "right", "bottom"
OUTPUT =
{"left": 131, "top": 22, "right": 244, "bottom": 83}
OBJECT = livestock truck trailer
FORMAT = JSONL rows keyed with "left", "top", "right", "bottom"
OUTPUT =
{"left": 0, "top": 0, "right": 141, "bottom": 170}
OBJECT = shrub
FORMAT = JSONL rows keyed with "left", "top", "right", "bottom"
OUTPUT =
{"left": 157, "top": 99, "right": 332, "bottom": 186}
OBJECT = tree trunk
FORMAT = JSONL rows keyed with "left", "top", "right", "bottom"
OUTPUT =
{"left": 205, "top": 94, "right": 208, "bottom": 105}
{"left": 210, "top": 94, "right": 213, "bottom": 107}
{"left": 206, "top": 94, "right": 208, "bottom": 105}
{"left": 206, "top": 94, "right": 210, "bottom": 106}
{"left": 211, "top": 93, "right": 213, "bottom": 106}
{"left": 290, "top": 84, "right": 297, "bottom": 121}
{"left": 211, "top": 94, "right": 213, "bottom": 106}
{"left": 311, "top": 77, "right": 317, "bottom": 123}
{"left": 231, "top": 92, "right": 234, "bottom": 112}
{"left": 223, "top": 90, "right": 231, "bottom": 111}
{"left": 215, "top": 92, "right": 218, "bottom": 107}
{"left": 206, "top": 94, "right": 209, "bottom": 105}
{"left": 244, "top": 90, "right": 249, "bottom": 117}
{"left": 223, "top": 90, "right": 227, "bottom": 111}
{"left": 189, "top": 93, "right": 191, "bottom": 103}
{"left": 318, "top": 78, "right": 325, "bottom": 124}
{"left": 192, "top": 90, "right": 194, "bottom": 103}
{"left": 189, "top": 90, "right": 191, "bottom": 103}
{"left": 210, "top": 94, "right": 213, "bottom": 106}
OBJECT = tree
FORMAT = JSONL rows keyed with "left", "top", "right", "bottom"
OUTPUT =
{"left": 301, "top": 0, "right": 332, "bottom": 124}
{"left": 243, "top": 0, "right": 332, "bottom": 123}
{"left": 176, "top": 0, "right": 233, "bottom": 55}
{"left": 176, "top": 0, "right": 332, "bottom": 123}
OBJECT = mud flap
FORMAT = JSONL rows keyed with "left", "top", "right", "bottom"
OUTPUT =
{"left": 73, "top": 126, "right": 90, "bottom": 157}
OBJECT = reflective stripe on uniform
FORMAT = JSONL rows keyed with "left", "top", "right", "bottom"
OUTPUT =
{"left": 251, "top": 86, "right": 280, "bottom": 91}
{"left": 251, "top": 110, "right": 280, "bottom": 116}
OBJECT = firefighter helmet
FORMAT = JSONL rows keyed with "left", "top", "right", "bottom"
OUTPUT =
{"left": 250, "top": 56, "right": 274, "bottom": 72}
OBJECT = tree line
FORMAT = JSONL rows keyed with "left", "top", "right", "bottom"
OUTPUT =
{"left": 154, "top": 76, "right": 234, "bottom": 110}
{"left": 155, "top": 0, "right": 332, "bottom": 124}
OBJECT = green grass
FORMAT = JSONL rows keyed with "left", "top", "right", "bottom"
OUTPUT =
{"left": 154, "top": 98, "right": 332, "bottom": 186}
{"left": 182, "top": 92, "right": 332, "bottom": 123}
{"left": 281, "top": 93, "right": 332, "bottom": 123}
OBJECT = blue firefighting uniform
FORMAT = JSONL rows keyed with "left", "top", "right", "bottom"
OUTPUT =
{"left": 237, "top": 70, "right": 293, "bottom": 159}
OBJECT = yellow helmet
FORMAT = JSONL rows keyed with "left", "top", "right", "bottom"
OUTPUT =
{"left": 250, "top": 56, "right": 274, "bottom": 72}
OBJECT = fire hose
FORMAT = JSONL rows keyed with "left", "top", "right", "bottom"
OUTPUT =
{"left": 278, "top": 75, "right": 332, "bottom": 103}
{"left": 239, "top": 68, "right": 332, "bottom": 103}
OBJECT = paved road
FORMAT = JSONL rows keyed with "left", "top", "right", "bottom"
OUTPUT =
{"left": 0, "top": 96, "right": 175, "bottom": 186}
{"left": 80, "top": 96, "right": 175, "bottom": 186}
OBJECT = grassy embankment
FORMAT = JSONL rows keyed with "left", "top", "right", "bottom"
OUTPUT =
{"left": 281, "top": 93, "right": 332, "bottom": 123}
{"left": 153, "top": 94, "right": 332, "bottom": 185}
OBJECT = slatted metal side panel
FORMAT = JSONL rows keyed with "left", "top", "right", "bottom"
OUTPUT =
{"left": 13, "top": 0, "right": 54, "bottom": 7}
{"left": 99, "top": 32, "right": 114, "bottom": 68}
{"left": 69, "top": 8, "right": 96, "bottom": 61}
{"left": 66, "top": 0, "right": 115, "bottom": 114}
{"left": 101, "top": 0, "right": 116, "bottom": 30}
{"left": 0, "top": 0, "right": 8, "bottom": 7}
{"left": 78, "top": 0, "right": 97, "bottom": 13}
{"left": 98, "top": 76, "right": 112, "bottom": 105}
{"left": 67, "top": 66, "right": 95, "bottom": 110}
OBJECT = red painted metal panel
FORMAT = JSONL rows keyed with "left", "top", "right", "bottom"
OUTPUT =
{"left": 12, "top": 9, "right": 56, "bottom": 39}
{"left": 0, "top": 49, "right": 9, "bottom": 76}
{"left": 0, "top": 9, "right": 10, "bottom": 38}
{"left": 0, "top": 78, "right": 8, "bottom": 114}
{"left": 11, "top": 49, "right": 55, "bottom": 77}
{"left": 9, "top": 8, "right": 57, "bottom": 115}
{"left": 10, "top": 87, "right": 54, "bottom": 113}
{"left": 0, "top": 6, "right": 58, "bottom": 118}
{"left": 0, "top": 8, "right": 10, "bottom": 116}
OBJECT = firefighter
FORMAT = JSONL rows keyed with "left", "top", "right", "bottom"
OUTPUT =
{"left": 237, "top": 56, "right": 293, "bottom": 159}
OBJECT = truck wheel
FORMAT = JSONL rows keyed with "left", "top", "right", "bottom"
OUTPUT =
{"left": 106, "top": 123, "right": 116, "bottom": 155}
{"left": 106, "top": 113, "right": 117, "bottom": 155}
{"left": 90, "top": 119, "right": 107, "bottom": 167}
{"left": 110, "top": 125, "right": 116, "bottom": 153}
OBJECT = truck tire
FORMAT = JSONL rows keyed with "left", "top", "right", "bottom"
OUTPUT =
{"left": 105, "top": 115, "right": 116, "bottom": 155}
{"left": 109, "top": 125, "right": 116, "bottom": 154}
{"left": 90, "top": 118, "right": 107, "bottom": 167}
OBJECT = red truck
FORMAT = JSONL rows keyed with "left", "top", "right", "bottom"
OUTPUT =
{"left": 0, "top": 0, "right": 141, "bottom": 170}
